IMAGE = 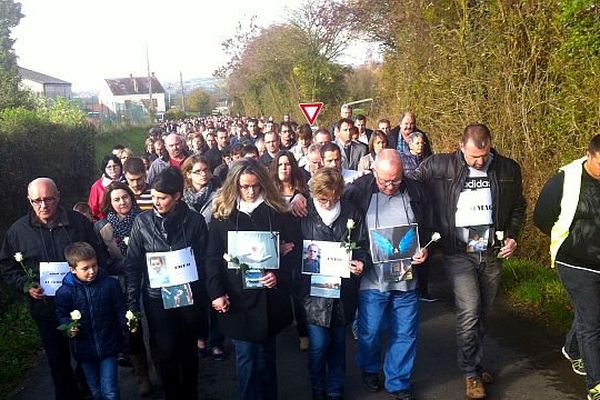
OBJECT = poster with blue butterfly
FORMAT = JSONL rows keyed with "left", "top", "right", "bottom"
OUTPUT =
{"left": 369, "top": 224, "right": 420, "bottom": 264}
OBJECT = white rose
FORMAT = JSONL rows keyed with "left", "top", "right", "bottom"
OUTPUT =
{"left": 346, "top": 219, "right": 355, "bottom": 230}
{"left": 70, "top": 310, "right": 82, "bottom": 321}
{"left": 431, "top": 232, "right": 441, "bottom": 242}
{"left": 14, "top": 252, "right": 24, "bottom": 262}
{"left": 123, "top": 237, "right": 130, "bottom": 246}
{"left": 495, "top": 231, "right": 505, "bottom": 241}
{"left": 223, "top": 253, "right": 233, "bottom": 262}
{"left": 125, "top": 310, "right": 134, "bottom": 320}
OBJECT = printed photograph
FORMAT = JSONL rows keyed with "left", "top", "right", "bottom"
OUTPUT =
{"left": 147, "top": 255, "right": 171, "bottom": 287}
{"left": 242, "top": 269, "right": 265, "bottom": 289}
{"left": 310, "top": 275, "right": 341, "bottom": 299}
{"left": 301, "top": 240, "right": 351, "bottom": 278}
{"left": 466, "top": 225, "right": 490, "bottom": 253}
{"left": 227, "top": 231, "right": 280, "bottom": 269}
{"left": 382, "top": 259, "right": 413, "bottom": 283}
{"left": 161, "top": 283, "right": 194, "bottom": 309}
{"left": 369, "top": 224, "right": 420, "bottom": 264}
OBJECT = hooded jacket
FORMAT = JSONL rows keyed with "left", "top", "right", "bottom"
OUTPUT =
{"left": 55, "top": 269, "right": 126, "bottom": 362}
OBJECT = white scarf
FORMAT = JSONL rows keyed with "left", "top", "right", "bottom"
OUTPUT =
{"left": 237, "top": 195, "right": 265, "bottom": 215}
{"left": 314, "top": 199, "right": 341, "bottom": 227}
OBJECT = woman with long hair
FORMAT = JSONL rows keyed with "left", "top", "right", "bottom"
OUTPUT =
{"left": 181, "top": 154, "right": 226, "bottom": 360}
{"left": 96, "top": 182, "right": 152, "bottom": 395}
{"left": 88, "top": 155, "right": 124, "bottom": 221}
{"left": 269, "top": 151, "right": 310, "bottom": 351}
{"left": 206, "top": 158, "right": 300, "bottom": 400}
{"left": 358, "top": 130, "right": 388, "bottom": 173}
{"left": 269, "top": 150, "right": 309, "bottom": 202}
{"left": 299, "top": 168, "right": 368, "bottom": 400}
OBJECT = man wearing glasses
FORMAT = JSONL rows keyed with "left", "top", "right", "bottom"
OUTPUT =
{"left": 413, "top": 124, "right": 526, "bottom": 399}
{"left": 0, "top": 178, "right": 110, "bottom": 400}
{"left": 346, "top": 149, "right": 432, "bottom": 400}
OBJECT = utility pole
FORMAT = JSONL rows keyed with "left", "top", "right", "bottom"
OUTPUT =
{"left": 179, "top": 71, "right": 186, "bottom": 112}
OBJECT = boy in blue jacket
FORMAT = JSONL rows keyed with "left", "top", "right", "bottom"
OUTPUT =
{"left": 56, "top": 242, "right": 126, "bottom": 400}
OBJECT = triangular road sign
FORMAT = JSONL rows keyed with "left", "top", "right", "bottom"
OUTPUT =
{"left": 299, "top": 102, "right": 324, "bottom": 125}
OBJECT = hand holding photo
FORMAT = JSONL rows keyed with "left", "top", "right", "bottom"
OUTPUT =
{"left": 242, "top": 269, "right": 266, "bottom": 289}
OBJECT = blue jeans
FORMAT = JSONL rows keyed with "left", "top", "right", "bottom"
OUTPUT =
{"left": 232, "top": 336, "right": 278, "bottom": 400}
{"left": 356, "top": 289, "right": 419, "bottom": 392}
{"left": 81, "top": 357, "right": 119, "bottom": 400}
{"left": 445, "top": 254, "right": 501, "bottom": 377}
{"left": 307, "top": 324, "right": 346, "bottom": 396}
{"left": 558, "top": 264, "right": 600, "bottom": 389}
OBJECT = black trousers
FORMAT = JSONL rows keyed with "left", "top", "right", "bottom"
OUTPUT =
{"left": 34, "top": 317, "right": 80, "bottom": 400}
{"left": 144, "top": 294, "right": 200, "bottom": 400}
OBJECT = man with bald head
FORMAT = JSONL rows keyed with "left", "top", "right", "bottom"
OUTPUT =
{"left": 413, "top": 124, "right": 526, "bottom": 399}
{"left": 0, "top": 178, "right": 110, "bottom": 399}
{"left": 147, "top": 132, "right": 191, "bottom": 184}
{"left": 346, "top": 149, "right": 432, "bottom": 400}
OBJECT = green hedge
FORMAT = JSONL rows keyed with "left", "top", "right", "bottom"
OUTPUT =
{"left": 0, "top": 107, "right": 96, "bottom": 308}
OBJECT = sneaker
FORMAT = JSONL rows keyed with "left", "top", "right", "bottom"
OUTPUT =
{"left": 361, "top": 372, "right": 381, "bottom": 392}
{"left": 465, "top": 376, "right": 486, "bottom": 399}
{"left": 389, "top": 389, "right": 415, "bottom": 400}
{"left": 561, "top": 346, "right": 587, "bottom": 376}
{"left": 419, "top": 294, "right": 438, "bottom": 303}
{"left": 351, "top": 321, "right": 358, "bottom": 340}
{"left": 588, "top": 383, "right": 600, "bottom": 400}
{"left": 211, "top": 346, "right": 226, "bottom": 361}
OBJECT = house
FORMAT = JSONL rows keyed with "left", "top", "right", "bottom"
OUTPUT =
{"left": 18, "top": 66, "right": 72, "bottom": 99}
{"left": 99, "top": 73, "right": 166, "bottom": 116}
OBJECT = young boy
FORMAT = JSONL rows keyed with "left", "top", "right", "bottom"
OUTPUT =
{"left": 55, "top": 242, "right": 126, "bottom": 400}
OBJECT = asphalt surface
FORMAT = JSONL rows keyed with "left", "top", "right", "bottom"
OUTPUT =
{"left": 8, "top": 264, "right": 585, "bottom": 400}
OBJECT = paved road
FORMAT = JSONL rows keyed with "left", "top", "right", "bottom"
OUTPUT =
{"left": 8, "top": 266, "right": 584, "bottom": 399}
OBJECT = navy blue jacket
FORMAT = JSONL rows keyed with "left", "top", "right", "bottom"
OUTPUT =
{"left": 55, "top": 270, "right": 126, "bottom": 362}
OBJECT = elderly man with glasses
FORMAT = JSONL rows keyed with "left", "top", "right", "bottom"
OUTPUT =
{"left": 345, "top": 149, "right": 433, "bottom": 400}
{"left": 0, "top": 177, "right": 111, "bottom": 400}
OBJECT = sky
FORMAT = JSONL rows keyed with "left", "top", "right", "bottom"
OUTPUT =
{"left": 13, "top": 0, "right": 374, "bottom": 93}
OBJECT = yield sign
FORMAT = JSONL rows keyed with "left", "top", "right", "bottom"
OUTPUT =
{"left": 299, "top": 102, "right": 324, "bottom": 125}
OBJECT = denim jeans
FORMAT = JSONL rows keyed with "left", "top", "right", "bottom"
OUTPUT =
{"left": 81, "top": 357, "right": 119, "bottom": 400}
{"left": 444, "top": 254, "right": 501, "bottom": 377}
{"left": 356, "top": 289, "right": 419, "bottom": 392}
{"left": 307, "top": 324, "right": 346, "bottom": 396}
{"left": 558, "top": 264, "right": 600, "bottom": 389}
{"left": 564, "top": 312, "right": 581, "bottom": 359}
{"left": 232, "top": 336, "right": 278, "bottom": 400}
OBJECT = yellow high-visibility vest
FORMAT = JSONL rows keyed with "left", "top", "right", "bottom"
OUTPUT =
{"left": 549, "top": 157, "right": 587, "bottom": 267}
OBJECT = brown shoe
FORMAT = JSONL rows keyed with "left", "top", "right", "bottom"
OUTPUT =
{"left": 465, "top": 376, "right": 486, "bottom": 399}
{"left": 481, "top": 371, "right": 494, "bottom": 384}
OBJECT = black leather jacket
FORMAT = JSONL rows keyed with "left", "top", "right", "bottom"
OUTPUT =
{"left": 125, "top": 202, "right": 208, "bottom": 311}
{"left": 412, "top": 149, "right": 526, "bottom": 255}
{"left": 298, "top": 198, "right": 369, "bottom": 327}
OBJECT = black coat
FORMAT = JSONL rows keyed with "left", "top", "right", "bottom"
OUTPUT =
{"left": 125, "top": 201, "right": 208, "bottom": 312}
{"left": 412, "top": 149, "right": 526, "bottom": 255}
{"left": 0, "top": 208, "right": 110, "bottom": 320}
{"left": 55, "top": 270, "right": 126, "bottom": 362}
{"left": 299, "top": 198, "right": 369, "bottom": 327}
{"left": 206, "top": 202, "right": 300, "bottom": 342}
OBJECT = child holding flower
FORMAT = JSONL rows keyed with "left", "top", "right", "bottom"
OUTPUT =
{"left": 55, "top": 242, "right": 126, "bottom": 400}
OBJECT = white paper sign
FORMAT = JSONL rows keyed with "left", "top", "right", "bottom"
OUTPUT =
{"left": 146, "top": 247, "right": 199, "bottom": 289}
{"left": 302, "top": 240, "right": 351, "bottom": 278}
{"left": 227, "top": 231, "right": 280, "bottom": 270}
{"left": 39, "top": 262, "right": 70, "bottom": 296}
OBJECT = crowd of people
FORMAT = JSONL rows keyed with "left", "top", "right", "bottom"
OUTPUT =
{"left": 0, "top": 105, "right": 598, "bottom": 400}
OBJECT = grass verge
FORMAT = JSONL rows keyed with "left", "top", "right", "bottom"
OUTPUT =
{"left": 500, "top": 257, "right": 572, "bottom": 331}
{"left": 95, "top": 126, "right": 151, "bottom": 165}
{"left": 0, "top": 300, "right": 41, "bottom": 399}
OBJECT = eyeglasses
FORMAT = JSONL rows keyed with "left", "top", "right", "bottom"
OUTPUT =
{"left": 239, "top": 184, "right": 261, "bottom": 192}
{"left": 375, "top": 175, "right": 402, "bottom": 187}
{"left": 191, "top": 169, "right": 209, "bottom": 175}
{"left": 30, "top": 197, "right": 57, "bottom": 207}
